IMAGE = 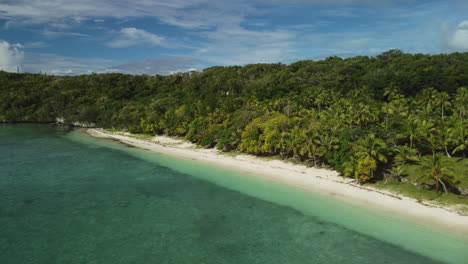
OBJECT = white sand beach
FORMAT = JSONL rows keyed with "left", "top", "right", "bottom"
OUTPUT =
{"left": 87, "top": 128, "right": 468, "bottom": 233}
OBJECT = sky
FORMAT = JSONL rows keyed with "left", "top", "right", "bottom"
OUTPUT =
{"left": 0, "top": 0, "right": 467, "bottom": 75}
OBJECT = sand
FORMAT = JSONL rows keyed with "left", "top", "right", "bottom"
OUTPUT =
{"left": 87, "top": 128, "right": 468, "bottom": 233}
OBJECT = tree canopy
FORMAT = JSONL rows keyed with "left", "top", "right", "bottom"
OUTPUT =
{"left": 1, "top": 50, "right": 467, "bottom": 193}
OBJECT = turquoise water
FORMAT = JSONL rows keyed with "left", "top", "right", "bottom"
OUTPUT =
{"left": 1, "top": 124, "right": 467, "bottom": 263}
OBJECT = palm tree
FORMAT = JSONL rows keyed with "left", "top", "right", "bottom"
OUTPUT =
{"left": 300, "top": 89, "right": 316, "bottom": 109}
{"left": 435, "top": 91, "right": 451, "bottom": 120}
{"left": 393, "top": 145, "right": 420, "bottom": 165}
{"left": 313, "top": 88, "right": 333, "bottom": 113}
{"left": 415, "top": 119, "right": 436, "bottom": 146}
{"left": 388, "top": 165, "right": 404, "bottom": 182}
{"left": 404, "top": 118, "right": 419, "bottom": 149}
{"left": 419, "top": 154, "right": 455, "bottom": 194}
{"left": 389, "top": 96, "right": 409, "bottom": 117}
{"left": 351, "top": 102, "right": 378, "bottom": 129}
{"left": 383, "top": 83, "right": 400, "bottom": 101}
{"left": 418, "top": 87, "right": 438, "bottom": 116}
{"left": 316, "top": 129, "right": 339, "bottom": 155}
{"left": 427, "top": 134, "right": 440, "bottom": 157}
{"left": 454, "top": 87, "right": 467, "bottom": 122}
{"left": 438, "top": 126, "right": 454, "bottom": 158}
{"left": 353, "top": 134, "right": 388, "bottom": 181}
{"left": 452, "top": 123, "right": 467, "bottom": 158}
{"left": 342, "top": 155, "right": 359, "bottom": 179}
{"left": 300, "top": 130, "right": 321, "bottom": 166}
{"left": 278, "top": 131, "right": 293, "bottom": 159}
{"left": 381, "top": 102, "right": 396, "bottom": 131}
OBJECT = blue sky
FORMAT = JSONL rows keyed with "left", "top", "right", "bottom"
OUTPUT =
{"left": 0, "top": 0, "right": 467, "bottom": 75}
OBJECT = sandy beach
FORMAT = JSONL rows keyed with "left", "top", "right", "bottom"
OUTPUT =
{"left": 87, "top": 128, "right": 468, "bottom": 233}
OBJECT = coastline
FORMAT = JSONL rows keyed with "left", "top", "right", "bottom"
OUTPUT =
{"left": 87, "top": 128, "right": 468, "bottom": 234}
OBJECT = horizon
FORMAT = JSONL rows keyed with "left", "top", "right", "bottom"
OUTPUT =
{"left": 1, "top": 49, "right": 465, "bottom": 77}
{"left": 0, "top": 0, "right": 467, "bottom": 75}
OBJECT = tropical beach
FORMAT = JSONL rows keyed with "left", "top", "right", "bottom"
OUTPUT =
{"left": 88, "top": 128, "right": 468, "bottom": 232}
{"left": 4, "top": 124, "right": 468, "bottom": 264}
{"left": 2, "top": 1, "right": 468, "bottom": 263}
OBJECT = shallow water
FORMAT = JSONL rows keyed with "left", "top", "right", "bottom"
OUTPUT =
{"left": 1, "top": 124, "right": 467, "bottom": 264}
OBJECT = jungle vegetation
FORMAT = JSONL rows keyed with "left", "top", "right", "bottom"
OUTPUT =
{"left": 1, "top": 50, "right": 467, "bottom": 195}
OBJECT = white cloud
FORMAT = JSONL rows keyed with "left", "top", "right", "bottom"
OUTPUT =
{"left": 103, "top": 57, "right": 200, "bottom": 75}
{"left": 0, "top": 0, "right": 436, "bottom": 67}
{"left": 0, "top": 41, "right": 24, "bottom": 72}
{"left": 447, "top": 20, "right": 468, "bottom": 51}
{"left": 169, "top": 67, "right": 197, "bottom": 74}
{"left": 108, "top": 27, "right": 164, "bottom": 48}
{"left": 197, "top": 25, "right": 296, "bottom": 65}
{"left": 2, "top": 0, "right": 464, "bottom": 71}
{"left": 21, "top": 55, "right": 201, "bottom": 76}
{"left": 24, "top": 41, "right": 49, "bottom": 48}
{"left": 0, "top": 0, "right": 249, "bottom": 30}
{"left": 41, "top": 29, "right": 89, "bottom": 38}
{"left": 22, "top": 52, "right": 116, "bottom": 75}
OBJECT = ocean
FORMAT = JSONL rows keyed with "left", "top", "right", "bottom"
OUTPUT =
{"left": 1, "top": 124, "right": 466, "bottom": 264}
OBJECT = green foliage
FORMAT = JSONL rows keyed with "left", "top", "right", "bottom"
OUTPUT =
{"left": 371, "top": 181, "right": 468, "bottom": 214}
{"left": 404, "top": 155, "right": 467, "bottom": 188}
{"left": 327, "top": 131, "right": 351, "bottom": 172}
{"left": 419, "top": 154, "right": 456, "bottom": 194}
{"left": 393, "top": 145, "right": 420, "bottom": 165}
{"left": 1, "top": 51, "right": 467, "bottom": 195}
{"left": 352, "top": 133, "right": 388, "bottom": 182}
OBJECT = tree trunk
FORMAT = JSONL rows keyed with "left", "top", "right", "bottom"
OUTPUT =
{"left": 441, "top": 105, "right": 444, "bottom": 120}
{"left": 445, "top": 146, "right": 452, "bottom": 158}
{"left": 439, "top": 179, "right": 448, "bottom": 195}
{"left": 280, "top": 151, "right": 285, "bottom": 160}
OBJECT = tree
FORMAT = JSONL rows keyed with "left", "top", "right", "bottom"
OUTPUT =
{"left": 381, "top": 102, "right": 396, "bottom": 131}
{"left": 435, "top": 91, "right": 451, "bottom": 120}
{"left": 316, "top": 128, "right": 339, "bottom": 157}
{"left": 239, "top": 117, "right": 264, "bottom": 154}
{"left": 438, "top": 126, "right": 454, "bottom": 158}
{"left": 383, "top": 83, "right": 401, "bottom": 101}
{"left": 454, "top": 87, "right": 467, "bottom": 122}
{"left": 353, "top": 134, "right": 388, "bottom": 182}
{"left": 356, "top": 156, "right": 377, "bottom": 182}
{"left": 376, "top": 49, "right": 404, "bottom": 60}
{"left": 417, "top": 87, "right": 438, "bottom": 117}
{"left": 452, "top": 122, "right": 468, "bottom": 158}
{"left": 258, "top": 113, "right": 292, "bottom": 156}
{"left": 278, "top": 131, "right": 293, "bottom": 159}
{"left": 349, "top": 102, "right": 378, "bottom": 129}
{"left": 419, "top": 154, "right": 455, "bottom": 194}
{"left": 1, "top": 52, "right": 467, "bottom": 197}
{"left": 404, "top": 118, "right": 419, "bottom": 149}
{"left": 342, "top": 155, "right": 359, "bottom": 179}
{"left": 412, "top": 118, "right": 436, "bottom": 152}
{"left": 388, "top": 165, "right": 404, "bottom": 182}
{"left": 393, "top": 145, "right": 420, "bottom": 165}
{"left": 300, "top": 129, "right": 322, "bottom": 166}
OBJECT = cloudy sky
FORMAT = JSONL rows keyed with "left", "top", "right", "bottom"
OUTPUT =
{"left": 0, "top": 0, "right": 467, "bottom": 75}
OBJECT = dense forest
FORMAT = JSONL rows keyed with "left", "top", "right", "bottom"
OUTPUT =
{"left": 1, "top": 50, "right": 467, "bottom": 195}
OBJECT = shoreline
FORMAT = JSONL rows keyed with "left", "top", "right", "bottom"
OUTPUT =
{"left": 87, "top": 128, "right": 468, "bottom": 234}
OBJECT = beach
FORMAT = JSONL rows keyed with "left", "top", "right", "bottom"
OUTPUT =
{"left": 87, "top": 128, "right": 468, "bottom": 233}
